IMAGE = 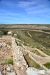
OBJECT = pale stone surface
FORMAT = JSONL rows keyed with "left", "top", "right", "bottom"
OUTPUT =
{"left": 0, "top": 72, "right": 2, "bottom": 75}
{"left": 6, "top": 71, "right": 16, "bottom": 75}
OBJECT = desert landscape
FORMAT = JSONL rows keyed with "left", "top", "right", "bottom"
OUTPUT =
{"left": 0, "top": 24, "right": 50, "bottom": 75}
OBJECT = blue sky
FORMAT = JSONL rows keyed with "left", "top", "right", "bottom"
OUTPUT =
{"left": 0, "top": 0, "right": 50, "bottom": 24}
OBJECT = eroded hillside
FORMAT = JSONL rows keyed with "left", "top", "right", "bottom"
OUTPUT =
{"left": 0, "top": 25, "right": 50, "bottom": 75}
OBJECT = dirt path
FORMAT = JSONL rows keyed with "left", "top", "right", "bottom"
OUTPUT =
{"left": 22, "top": 45, "right": 48, "bottom": 57}
{"left": 34, "top": 48, "right": 48, "bottom": 57}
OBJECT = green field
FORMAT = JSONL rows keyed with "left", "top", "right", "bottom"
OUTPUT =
{"left": 14, "top": 30, "right": 50, "bottom": 55}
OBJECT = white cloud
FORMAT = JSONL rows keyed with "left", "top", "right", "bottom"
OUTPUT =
{"left": 17, "top": 0, "right": 50, "bottom": 16}
{"left": 17, "top": 1, "right": 36, "bottom": 8}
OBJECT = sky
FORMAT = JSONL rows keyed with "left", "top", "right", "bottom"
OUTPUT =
{"left": 0, "top": 0, "right": 50, "bottom": 24}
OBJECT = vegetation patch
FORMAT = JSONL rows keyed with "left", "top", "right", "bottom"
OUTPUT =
{"left": 16, "top": 30, "right": 50, "bottom": 55}
{"left": 44, "top": 63, "right": 50, "bottom": 69}
{"left": 1, "top": 58, "right": 13, "bottom": 65}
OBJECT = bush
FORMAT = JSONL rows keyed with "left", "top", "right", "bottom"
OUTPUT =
{"left": 5, "top": 58, "right": 13, "bottom": 65}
